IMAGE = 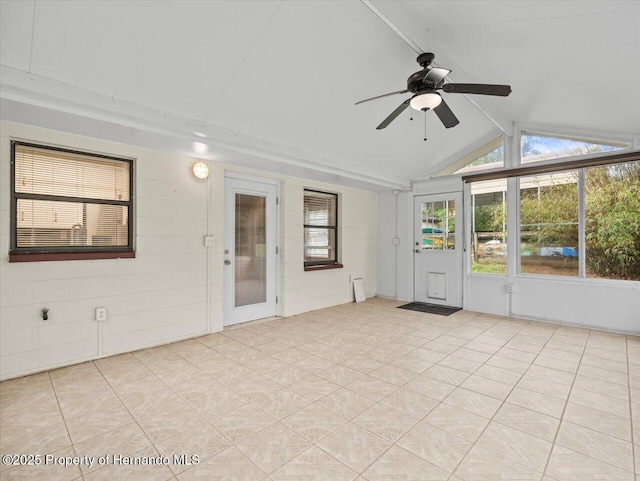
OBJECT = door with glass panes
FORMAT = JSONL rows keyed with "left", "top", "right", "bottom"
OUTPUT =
{"left": 414, "top": 192, "right": 463, "bottom": 307}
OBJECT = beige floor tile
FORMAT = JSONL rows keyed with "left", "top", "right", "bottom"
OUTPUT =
{"left": 352, "top": 403, "right": 418, "bottom": 442}
{"left": 517, "top": 372, "right": 572, "bottom": 400}
{"left": 443, "top": 387, "right": 502, "bottom": 419}
{"left": 253, "top": 388, "right": 312, "bottom": 419}
{"left": 317, "top": 422, "right": 391, "bottom": 473}
{"left": 454, "top": 444, "right": 542, "bottom": 481}
{"left": 65, "top": 404, "right": 133, "bottom": 444}
{"left": 423, "top": 403, "right": 489, "bottom": 442}
{"left": 120, "top": 387, "right": 189, "bottom": 419}
{"left": 397, "top": 421, "right": 472, "bottom": 472}
{"left": 340, "top": 355, "right": 384, "bottom": 374}
{"left": 476, "top": 421, "right": 552, "bottom": 472}
{"left": 525, "top": 364, "right": 576, "bottom": 386}
{"left": 545, "top": 444, "right": 634, "bottom": 481}
{"left": 84, "top": 446, "right": 174, "bottom": 481}
{"left": 578, "top": 363, "right": 629, "bottom": 386}
{"left": 346, "top": 375, "right": 398, "bottom": 402}
{"left": 423, "top": 365, "right": 470, "bottom": 386}
{"left": 318, "top": 365, "right": 365, "bottom": 386}
{"left": 236, "top": 423, "right": 312, "bottom": 474}
{"left": 56, "top": 386, "right": 123, "bottom": 419}
{"left": 177, "top": 446, "right": 266, "bottom": 480}
{"left": 174, "top": 380, "right": 248, "bottom": 417}
{"left": 573, "top": 374, "right": 630, "bottom": 401}
{"left": 473, "top": 364, "right": 521, "bottom": 386}
{"left": 0, "top": 388, "right": 64, "bottom": 428}
{"left": 460, "top": 374, "right": 513, "bottom": 400}
{"left": 208, "top": 403, "right": 277, "bottom": 443}
{"left": 569, "top": 387, "right": 630, "bottom": 418}
{"left": 137, "top": 404, "right": 204, "bottom": 444}
{"left": 269, "top": 446, "right": 358, "bottom": 481}
{"left": 485, "top": 355, "right": 531, "bottom": 374}
{"left": 379, "top": 388, "right": 439, "bottom": 420}
{"left": 293, "top": 355, "right": 336, "bottom": 374}
{"left": 288, "top": 375, "right": 341, "bottom": 401}
{"left": 438, "top": 355, "right": 483, "bottom": 374}
{"left": 262, "top": 365, "right": 313, "bottom": 386}
{"left": 282, "top": 403, "right": 347, "bottom": 443}
{"left": 507, "top": 387, "right": 566, "bottom": 418}
{"left": 317, "top": 388, "right": 376, "bottom": 419}
{"left": 406, "top": 348, "right": 448, "bottom": 364}
{"left": 270, "top": 348, "right": 310, "bottom": 364}
{"left": 1, "top": 446, "right": 82, "bottom": 481}
{"left": 369, "top": 365, "right": 417, "bottom": 386}
{"left": 0, "top": 420, "right": 72, "bottom": 455}
{"left": 563, "top": 401, "right": 632, "bottom": 441}
{"left": 556, "top": 421, "right": 634, "bottom": 472}
{"left": 404, "top": 375, "right": 456, "bottom": 401}
{"left": 156, "top": 424, "right": 231, "bottom": 474}
{"left": 362, "top": 445, "right": 450, "bottom": 481}
{"left": 390, "top": 353, "right": 434, "bottom": 374}
{"left": 227, "top": 374, "right": 283, "bottom": 402}
{"left": 74, "top": 423, "right": 152, "bottom": 474}
{"left": 494, "top": 402, "right": 560, "bottom": 442}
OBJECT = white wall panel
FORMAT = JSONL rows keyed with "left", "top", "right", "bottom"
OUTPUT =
{"left": 0, "top": 120, "right": 377, "bottom": 380}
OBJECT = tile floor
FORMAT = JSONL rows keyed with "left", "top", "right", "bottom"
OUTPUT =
{"left": 1, "top": 297, "right": 638, "bottom": 481}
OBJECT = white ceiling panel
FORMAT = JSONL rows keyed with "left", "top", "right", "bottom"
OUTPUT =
{"left": 29, "top": 0, "right": 280, "bottom": 119}
{"left": 0, "top": 0, "right": 35, "bottom": 71}
{"left": 206, "top": 0, "right": 417, "bottom": 146}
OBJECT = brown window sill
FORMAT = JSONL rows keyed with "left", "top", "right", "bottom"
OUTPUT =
{"left": 9, "top": 251, "right": 136, "bottom": 263}
{"left": 304, "top": 263, "right": 344, "bottom": 272}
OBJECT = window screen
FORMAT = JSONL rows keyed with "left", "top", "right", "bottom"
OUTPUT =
{"left": 11, "top": 142, "right": 133, "bottom": 255}
{"left": 303, "top": 190, "right": 338, "bottom": 266}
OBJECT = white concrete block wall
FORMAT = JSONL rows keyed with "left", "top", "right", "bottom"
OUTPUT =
{"left": 0, "top": 121, "right": 378, "bottom": 380}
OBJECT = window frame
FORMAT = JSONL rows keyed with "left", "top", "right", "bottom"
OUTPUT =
{"left": 303, "top": 188, "right": 342, "bottom": 270}
{"left": 9, "top": 141, "right": 135, "bottom": 262}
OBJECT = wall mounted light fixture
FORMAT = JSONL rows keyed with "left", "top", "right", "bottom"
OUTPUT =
{"left": 191, "top": 161, "right": 209, "bottom": 179}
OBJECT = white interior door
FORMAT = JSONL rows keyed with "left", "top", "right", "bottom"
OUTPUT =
{"left": 414, "top": 192, "right": 463, "bottom": 307}
{"left": 224, "top": 176, "right": 278, "bottom": 326}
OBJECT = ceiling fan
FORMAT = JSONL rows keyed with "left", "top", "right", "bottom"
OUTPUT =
{"left": 355, "top": 52, "right": 512, "bottom": 130}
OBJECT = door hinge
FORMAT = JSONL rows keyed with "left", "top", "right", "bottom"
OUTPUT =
{"left": 276, "top": 296, "right": 279, "bottom": 304}
{"left": 276, "top": 246, "right": 279, "bottom": 254}
{"left": 276, "top": 197, "right": 279, "bottom": 205}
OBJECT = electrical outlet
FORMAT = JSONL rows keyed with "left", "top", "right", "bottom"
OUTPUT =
{"left": 392, "top": 237, "right": 400, "bottom": 246}
{"left": 204, "top": 236, "right": 215, "bottom": 247}
{"left": 506, "top": 283, "right": 517, "bottom": 293}
{"left": 96, "top": 307, "right": 107, "bottom": 322}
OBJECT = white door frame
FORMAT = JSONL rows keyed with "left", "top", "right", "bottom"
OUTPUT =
{"left": 223, "top": 172, "right": 280, "bottom": 326}
{"left": 413, "top": 191, "right": 463, "bottom": 307}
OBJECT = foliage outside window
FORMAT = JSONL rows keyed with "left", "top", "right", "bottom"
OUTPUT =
{"left": 420, "top": 200, "right": 455, "bottom": 250}
{"left": 436, "top": 136, "right": 504, "bottom": 176}
{"left": 520, "top": 172, "right": 579, "bottom": 277}
{"left": 303, "top": 189, "right": 339, "bottom": 267}
{"left": 11, "top": 142, "right": 134, "bottom": 261}
{"left": 471, "top": 180, "right": 507, "bottom": 274}
{"left": 585, "top": 162, "right": 640, "bottom": 280}
{"left": 518, "top": 162, "right": 639, "bottom": 281}
{"left": 521, "top": 131, "right": 629, "bottom": 164}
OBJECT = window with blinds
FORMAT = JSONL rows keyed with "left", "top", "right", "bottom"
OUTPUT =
{"left": 11, "top": 142, "right": 134, "bottom": 258}
{"left": 303, "top": 189, "right": 339, "bottom": 267}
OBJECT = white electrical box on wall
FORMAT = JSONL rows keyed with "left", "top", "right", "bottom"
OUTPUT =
{"left": 95, "top": 307, "right": 107, "bottom": 322}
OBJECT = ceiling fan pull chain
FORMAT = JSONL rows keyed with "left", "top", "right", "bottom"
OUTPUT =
{"left": 424, "top": 111, "right": 427, "bottom": 141}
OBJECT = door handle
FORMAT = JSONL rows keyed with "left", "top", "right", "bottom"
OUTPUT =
{"left": 415, "top": 249, "right": 421, "bottom": 253}
{"left": 224, "top": 259, "right": 231, "bottom": 265}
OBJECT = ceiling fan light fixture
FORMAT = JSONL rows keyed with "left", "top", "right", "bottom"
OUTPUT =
{"left": 410, "top": 92, "right": 442, "bottom": 111}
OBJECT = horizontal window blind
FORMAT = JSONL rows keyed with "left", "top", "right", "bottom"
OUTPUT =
{"left": 11, "top": 142, "right": 133, "bottom": 253}
{"left": 303, "top": 190, "right": 338, "bottom": 265}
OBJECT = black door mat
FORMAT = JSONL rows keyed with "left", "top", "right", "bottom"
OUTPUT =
{"left": 397, "top": 302, "right": 462, "bottom": 316}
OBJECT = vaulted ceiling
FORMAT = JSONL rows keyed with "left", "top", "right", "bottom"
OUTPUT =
{"left": 2, "top": 1, "right": 639, "bottom": 190}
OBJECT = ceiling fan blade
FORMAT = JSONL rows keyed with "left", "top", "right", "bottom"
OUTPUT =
{"left": 355, "top": 89, "right": 410, "bottom": 105}
{"left": 376, "top": 99, "right": 411, "bottom": 130}
{"left": 442, "top": 83, "right": 512, "bottom": 96}
{"left": 433, "top": 98, "right": 460, "bottom": 129}
{"left": 423, "top": 67, "right": 451, "bottom": 84}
